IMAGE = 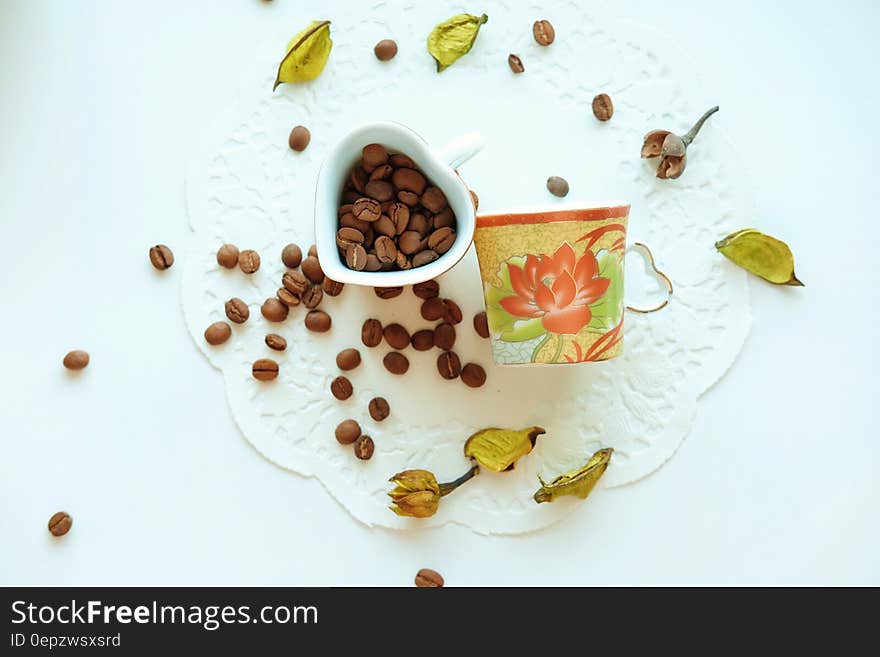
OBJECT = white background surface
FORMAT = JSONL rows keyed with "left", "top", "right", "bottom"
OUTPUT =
{"left": 0, "top": 0, "right": 877, "bottom": 585}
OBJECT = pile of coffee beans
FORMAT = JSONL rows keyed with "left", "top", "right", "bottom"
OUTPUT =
{"left": 337, "top": 144, "right": 458, "bottom": 271}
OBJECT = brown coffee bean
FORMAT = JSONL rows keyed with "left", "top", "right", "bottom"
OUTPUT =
{"left": 305, "top": 310, "right": 331, "bottom": 332}
{"left": 383, "top": 323, "right": 410, "bottom": 350}
{"left": 508, "top": 53, "right": 525, "bottom": 73}
{"left": 301, "top": 284, "right": 324, "bottom": 309}
{"left": 345, "top": 244, "right": 367, "bottom": 270}
{"left": 461, "top": 362, "right": 487, "bottom": 388}
{"left": 421, "top": 297, "right": 445, "bottom": 321}
{"left": 238, "top": 249, "right": 261, "bottom": 274}
{"left": 282, "top": 270, "right": 308, "bottom": 295}
{"left": 388, "top": 203, "right": 410, "bottom": 234}
{"left": 369, "top": 164, "right": 393, "bottom": 181}
{"left": 547, "top": 176, "right": 569, "bottom": 197}
{"left": 420, "top": 187, "right": 448, "bottom": 213}
{"left": 383, "top": 351, "right": 409, "bottom": 375}
{"left": 252, "top": 358, "right": 279, "bottom": 381}
{"left": 354, "top": 435, "right": 375, "bottom": 460}
{"left": 335, "top": 419, "right": 361, "bottom": 444}
{"left": 374, "top": 236, "right": 398, "bottom": 263}
{"left": 309, "top": 244, "right": 318, "bottom": 257}
{"left": 470, "top": 189, "right": 479, "bottom": 210}
{"left": 473, "top": 311, "right": 489, "bottom": 338}
{"left": 337, "top": 227, "right": 365, "bottom": 250}
{"left": 415, "top": 568, "right": 444, "bottom": 587}
{"left": 398, "top": 231, "right": 425, "bottom": 255}
{"left": 533, "top": 19, "right": 555, "bottom": 46}
{"left": 397, "top": 190, "right": 420, "bottom": 207}
{"left": 374, "top": 285, "right": 403, "bottom": 299}
{"left": 323, "top": 277, "right": 344, "bottom": 296}
{"left": 365, "top": 254, "right": 382, "bottom": 271}
{"left": 433, "top": 322, "right": 456, "bottom": 350}
{"left": 48, "top": 511, "right": 72, "bottom": 537}
{"left": 149, "top": 244, "right": 174, "bottom": 270}
{"left": 374, "top": 215, "right": 396, "bottom": 237}
{"left": 392, "top": 168, "right": 427, "bottom": 195}
{"left": 410, "top": 329, "right": 435, "bottom": 351}
{"left": 340, "top": 212, "right": 371, "bottom": 233}
{"left": 277, "top": 287, "right": 301, "bottom": 307}
{"left": 412, "top": 280, "right": 440, "bottom": 299}
{"left": 592, "top": 93, "right": 614, "bottom": 121}
{"left": 437, "top": 351, "right": 462, "bottom": 379}
{"left": 368, "top": 397, "right": 390, "bottom": 422}
{"left": 362, "top": 227, "right": 375, "bottom": 249}
{"left": 390, "top": 153, "right": 416, "bottom": 168}
{"left": 217, "top": 243, "right": 239, "bottom": 268}
{"left": 289, "top": 125, "right": 311, "bottom": 151}
{"left": 365, "top": 179, "right": 394, "bottom": 202}
{"left": 412, "top": 250, "right": 439, "bottom": 267}
{"left": 330, "top": 375, "right": 353, "bottom": 400}
{"left": 442, "top": 299, "right": 463, "bottom": 324}
{"left": 336, "top": 348, "right": 361, "bottom": 371}
{"left": 62, "top": 350, "right": 89, "bottom": 370}
{"left": 204, "top": 322, "right": 232, "bottom": 346}
{"left": 432, "top": 207, "right": 455, "bottom": 230}
{"left": 362, "top": 143, "right": 389, "bottom": 172}
{"left": 374, "top": 39, "right": 398, "bottom": 61}
{"left": 261, "top": 298, "right": 289, "bottom": 322}
{"left": 428, "top": 227, "right": 456, "bottom": 254}
{"left": 353, "top": 197, "right": 382, "bottom": 222}
{"left": 281, "top": 243, "right": 302, "bottom": 268}
{"left": 395, "top": 252, "right": 412, "bottom": 270}
{"left": 225, "top": 298, "right": 249, "bottom": 324}
{"left": 265, "top": 334, "right": 287, "bottom": 351}
{"left": 342, "top": 189, "right": 361, "bottom": 204}
{"left": 338, "top": 204, "right": 354, "bottom": 217}
{"left": 361, "top": 318, "right": 383, "bottom": 347}
{"left": 350, "top": 167, "right": 368, "bottom": 193}
{"left": 301, "top": 256, "right": 325, "bottom": 283}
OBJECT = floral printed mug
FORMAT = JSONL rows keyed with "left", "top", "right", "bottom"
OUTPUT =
{"left": 473, "top": 202, "right": 671, "bottom": 365}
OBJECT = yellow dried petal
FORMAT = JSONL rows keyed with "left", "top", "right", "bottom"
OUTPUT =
{"left": 533, "top": 448, "right": 613, "bottom": 504}
{"left": 716, "top": 229, "right": 803, "bottom": 286}
{"left": 427, "top": 13, "right": 488, "bottom": 72}
{"left": 273, "top": 21, "right": 332, "bottom": 91}
{"left": 464, "top": 426, "right": 545, "bottom": 472}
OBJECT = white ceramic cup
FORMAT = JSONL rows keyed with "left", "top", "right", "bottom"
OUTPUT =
{"left": 315, "top": 122, "right": 483, "bottom": 287}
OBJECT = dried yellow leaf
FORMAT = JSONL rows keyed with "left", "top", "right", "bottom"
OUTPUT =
{"left": 533, "top": 448, "right": 613, "bottom": 504}
{"left": 427, "top": 13, "right": 488, "bottom": 72}
{"left": 464, "top": 426, "right": 544, "bottom": 472}
{"left": 273, "top": 20, "right": 332, "bottom": 91}
{"left": 716, "top": 228, "right": 803, "bottom": 286}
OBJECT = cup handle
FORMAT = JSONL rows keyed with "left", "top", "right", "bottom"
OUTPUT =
{"left": 438, "top": 131, "right": 485, "bottom": 169}
{"left": 625, "top": 242, "right": 673, "bottom": 314}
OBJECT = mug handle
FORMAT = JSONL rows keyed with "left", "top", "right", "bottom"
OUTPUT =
{"left": 625, "top": 242, "right": 673, "bottom": 314}
{"left": 438, "top": 131, "right": 485, "bottom": 169}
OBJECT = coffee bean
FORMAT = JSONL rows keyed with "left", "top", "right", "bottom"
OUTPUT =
{"left": 383, "top": 323, "right": 410, "bottom": 350}
{"left": 421, "top": 297, "right": 445, "bottom": 321}
{"left": 395, "top": 252, "right": 412, "bottom": 270}
{"left": 330, "top": 375, "right": 353, "bottom": 400}
{"left": 305, "top": 310, "right": 331, "bottom": 332}
{"left": 411, "top": 329, "right": 435, "bottom": 351}
{"left": 437, "top": 351, "right": 462, "bottom": 379}
{"left": 149, "top": 244, "right": 174, "bottom": 270}
{"left": 533, "top": 19, "right": 555, "bottom": 45}
{"left": 390, "top": 153, "right": 416, "bottom": 168}
{"left": 342, "top": 189, "right": 361, "bottom": 204}
{"left": 338, "top": 204, "right": 354, "bottom": 217}
{"left": 48, "top": 511, "right": 72, "bottom": 537}
{"left": 277, "top": 288, "right": 300, "bottom": 307}
{"left": 470, "top": 189, "right": 479, "bottom": 210}
{"left": 323, "top": 277, "right": 344, "bottom": 296}
{"left": 374, "top": 285, "right": 403, "bottom": 299}
{"left": 433, "top": 322, "right": 456, "bottom": 350}
{"left": 546, "top": 176, "right": 569, "bottom": 197}
{"left": 508, "top": 53, "right": 524, "bottom": 73}
{"left": 252, "top": 358, "right": 279, "bottom": 381}
{"left": 413, "top": 280, "right": 440, "bottom": 299}
{"left": 388, "top": 203, "right": 410, "bottom": 234}
{"left": 204, "top": 322, "right": 232, "bottom": 345}
{"left": 238, "top": 249, "right": 261, "bottom": 274}
{"left": 261, "top": 298, "right": 289, "bottom": 322}
{"left": 374, "top": 215, "right": 396, "bottom": 237}
{"left": 415, "top": 568, "right": 444, "bottom": 587}
{"left": 265, "top": 333, "right": 287, "bottom": 351}
{"left": 225, "top": 298, "right": 249, "bottom": 324}
{"left": 345, "top": 244, "right": 367, "bottom": 270}
{"left": 281, "top": 243, "right": 303, "bottom": 268}
{"left": 432, "top": 207, "right": 455, "bottom": 230}
{"left": 341, "top": 212, "right": 371, "bottom": 233}
{"left": 461, "top": 362, "right": 487, "bottom": 388}
{"left": 365, "top": 254, "right": 382, "bottom": 271}
{"left": 374, "top": 236, "right": 398, "bottom": 263}
{"left": 289, "top": 125, "right": 311, "bottom": 151}
{"left": 336, "top": 348, "right": 361, "bottom": 371}
{"left": 217, "top": 244, "right": 239, "bottom": 268}
{"left": 412, "top": 250, "right": 439, "bottom": 267}
{"left": 301, "top": 256, "right": 325, "bottom": 283}
{"left": 365, "top": 180, "right": 394, "bottom": 202}
{"left": 374, "top": 39, "right": 398, "bottom": 61}
{"left": 350, "top": 167, "right": 368, "bottom": 193}
{"left": 354, "top": 435, "right": 375, "bottom": 460}
{"left": 420, "top": 187, "right": 448, "bottom": 213}
{"left": 362, "top": 143, "right": 389, "bottom": 172}
{"left": 62, "top": 349, "right": 89, "bottom": 370}
{"left": 353, "top": 197, "right": 382, "bottom": 222}
{"left": 361, "top": 319, "right": 383, "bottom": 347}
{"left": 302, "top": 284, "right": 323, "bottom": 309}
{"left": 335, "top": 419, "right": 361, "bottom": 444}
{"left": 592, "top": 93, "right": 614, "bottom": 121}
{"left": 282, "top": 270, "right": 308, "bottom": 295}
{"left": 473, "top": 311, "right": 490, "bottom": 338}
{"left": 370, "top": 164, "right": 393, "bottom": 181}
{"left": 397, "top": 190, "right": 420, "bottom": 206}
{"left": 337, "top": 227, "right": 365, "bottom": 250}
{"left": 428, "top": 227, "right": 456, "bottom": 254}
{"left": 383, "top": 351, "right": 409, "bottom": 375}
{"left": 392, "top": 168, "right": 427, "bottom": 195}
{"left": 309, "top": 244, "right": 318, "bottom": 257}
{"left": 442, "top": 299, "right": 463, "bottom": 324}
{"left": 368, "top": 397, "right": 390, "bottom": 421}
{"left": 398, "top": 231, "right": 425, "bottom": 255}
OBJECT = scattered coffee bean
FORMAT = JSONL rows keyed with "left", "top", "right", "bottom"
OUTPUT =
{"left": 335, "top": 419, "right": 361, "bottom": 444}
{"left": 374, "top": 39, "right": 398, "bottom": 61}
{"left": 415, "top": 568, "right": 444, "bottom": 588}
{"left": 149, "top": 244, "right": 174, "bottom": 270}
{"left": 533, "top": 19, "right": 555, "bottom": 46}
{"left": 301, "top": 256, "right": 324, "bottom": 283}
{"left": 62, "top": 350, "right": 89, "bottom": 370}
{"left": 261, "top": 298, "right": 289, "bottom": 322}
{"left": 383, "top": 323, "right": 410, "bottom": 350}
{"left": 217, "top": 243, "right": 239, "bottom": 268}
{"left": 330, "top": 375, "right": 353, "bottom": 400}
{"left": 252, "top": 358, "right": 279, "bottom": 381}
{"left": 265, "top": 333, "right": 287, "bottom": 351}
{"left": 336, "top": 348, "right": 361, "bottom": 371}
{"left": 361, "top": 318, "right": 383, "bottom": 347}
{"left": 289, "top": 125, "right": 311, "bottom": 151}
{"left": 421, "top": 297, "right": 445, "bottom": 321}
{"left": 547, "top": 175, "right": 570, "bottom": 197}
{"left": 374, "top": 285, "right": 403, "bottom": 299}
{"left": 411, "top": 329, "right": 434, "bottom": 351}
{"left": 282, "top": 270, "right": 308, "bottom": 296}
{"left": 204, "top": 322, "right": 232, "bottom": 346}
{"left": 470, "top": 189, "right": 479, "bottom": 210}
{"left": 433, "top": 322, "right": 456, "bottom": 350}
{"left": 48, "top": 511, "right": 72, "bottom": 537}
{"left": 277, "top": 287, "right": 301, "bottom": 307}
{"left": 301, "top": 284, "right": 323, "bottom": 309}
{"left": 282, "top": 243, "right": 303, "bottom": 268}
{"left": 508, "top": 53, "right": 524, "bottom": 73}
{"left": 461, "top": 363, "right": 487, "bottom": 388}
{"left": 437, "top": 351, "right": 462, "bottom": 380}
{"left": 383, "top": 351, "right": 409, "bottom": 375}
{"left": 362, "top": 143, "right": 389, "bottom": 172}
{"left": 413, "top": 280, "right": 440, "bottom": 299}
{"left": 592, "top": 93, "right": 614, "bottom": 121}
{"left": 323, "top": 277, "right": 344, "bottom": 296}
{"left": 238, "top": 249, "right": 261, "bottom": 274}
{"left": 225, "top": 298, "right": 249, "bottom": 324}
{"left": 354, "top": 435, "right": 375, "bottom": 460}
{"left": 368, "top": 397, "right": 390, "bottom": 422}
{"left": 442, "top": 299, "right": 463, "bottom": 324}
{"left": 305, "top": 310, "right": 332, "bottom": 332}
{"left": 473, "top": 311, "right": 490, "bottom": 338}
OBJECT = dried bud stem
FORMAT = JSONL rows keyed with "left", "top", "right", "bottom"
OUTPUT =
{"left": 438, "top": 465, "right": 479, "bottom": 497}
{"left": 682, "top": 106, "right": 719, "bottom": 146}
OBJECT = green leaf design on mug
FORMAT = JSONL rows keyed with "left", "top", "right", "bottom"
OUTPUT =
{"left": 485, "top": 257, "right": 547, "bottom": 343}
{"left": 585, "top": 250, "right": 624, "bottom": 332}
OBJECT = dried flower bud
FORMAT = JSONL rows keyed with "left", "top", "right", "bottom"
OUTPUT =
{"left": 387, "top": 465, "right": 479, "bottom": 518}
{"left": 641, "top": 106, "right": 718, "bottom": 180}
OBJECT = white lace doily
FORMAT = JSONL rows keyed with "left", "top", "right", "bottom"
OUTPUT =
{"left": 181, "top": 0, "right": 752, "bottom": 534}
